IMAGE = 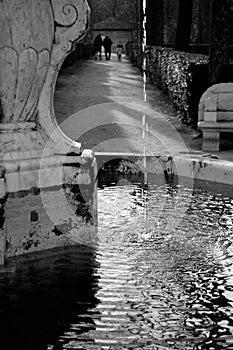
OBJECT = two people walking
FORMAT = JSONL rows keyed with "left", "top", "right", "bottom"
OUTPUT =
{"left": 93, "top": 34, "right": 113, "bottom": 61}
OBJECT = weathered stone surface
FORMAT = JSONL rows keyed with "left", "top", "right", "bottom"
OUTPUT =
{"left": 198, "top": 83, "right": 233, "bottom": 151}
{"left": 5, "top": 182, "right": 96, "bottom": 259}
{"left": 1, "top": 151, "right": 97, "bottom": 262}
{"left": 0, "top": 0, "right": 53, "bottom": 123}
{"left": 199, "top": 83, "right": 233, "bottom": 118}
{"left": 0, "top": 0, "right": 96, "bottom": 265}
{"left": 0, "top": 185, "right": 6, "bottom": 265}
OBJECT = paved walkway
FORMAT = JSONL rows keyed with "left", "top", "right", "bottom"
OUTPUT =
{"left": 54, "top": 54, "right": 233, "bottom": 162}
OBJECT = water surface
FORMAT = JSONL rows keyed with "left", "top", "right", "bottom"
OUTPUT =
{"left": 1, "top": 183, "right": 233, "bottom": 349}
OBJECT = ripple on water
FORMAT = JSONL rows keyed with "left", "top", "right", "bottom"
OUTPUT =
{"left": 1, "top": 184, "right": 233, "bottom": 349}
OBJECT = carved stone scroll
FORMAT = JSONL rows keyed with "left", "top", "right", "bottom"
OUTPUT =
{"left": 38, "top": 0, "right": 90, "bottom": 156}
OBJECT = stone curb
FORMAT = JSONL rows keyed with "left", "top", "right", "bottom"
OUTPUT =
{"left": 172, "top": 155, "right": 233, "bottom": 186}
{"left": 95, "top": 152, "right": 233, "bottom": 187}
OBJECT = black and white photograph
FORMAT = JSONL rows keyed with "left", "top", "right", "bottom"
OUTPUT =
{"left": 1, "top": 0, "right": 233, "bottom": 349}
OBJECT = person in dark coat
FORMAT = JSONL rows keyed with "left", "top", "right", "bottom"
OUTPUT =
{"left": 103, "top": 36, "right": 113, "bottom": 60}
{"left": 93, "top": 34, "right": 103, "bottom": 60}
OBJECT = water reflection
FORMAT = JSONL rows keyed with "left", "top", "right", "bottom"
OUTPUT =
{"left": 96, "top": 184, "right": 233, "bottom": 349}
{"left": 0, "top": 246, "right": 99, "bottom": 349}
{"left": 1, "top": 184, "right": 233, "bottom": 349}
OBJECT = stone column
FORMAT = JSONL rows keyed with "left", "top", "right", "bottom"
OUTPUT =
{"left": 209, "top": 0, "right": 231, "bottom": 84}
{"left": 0, "top": 0, "right": 97, "bottom": 265}
{"left": 146, "top": 0, "right": 164, "bottom": 46}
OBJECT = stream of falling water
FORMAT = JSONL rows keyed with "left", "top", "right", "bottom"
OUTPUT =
{"left": 142, "top": 0, "right": 149, "bottom": 234}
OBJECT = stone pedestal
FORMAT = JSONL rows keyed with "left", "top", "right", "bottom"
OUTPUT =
{"left": 198, "top": 83, "right": 233, "bottom": 152}
{"left": 202, "top": 130, "right": 220, "bottom": 152}
{"left": 0, "top": 0, "right": 97, "bottom": 265}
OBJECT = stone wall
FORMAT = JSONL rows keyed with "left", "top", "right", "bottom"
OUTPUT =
{"left": 3, "top": 155, "right": 97, "bottom": 261}
{"left": 88, "top": 0, "right": 139, "bottom": 32}
{"left": 86, "top": 0, "right": 142, "bottom": 55}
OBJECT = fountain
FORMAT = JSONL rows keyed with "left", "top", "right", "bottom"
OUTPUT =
{"left": 0, "top": 0, "right": 97, "bottom": 265}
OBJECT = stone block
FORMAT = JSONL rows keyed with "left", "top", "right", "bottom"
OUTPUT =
{"left": 217, "top": 93, "right": 233, "bottom": 111}
{"left": 204, "top": 111, "right": 217, "bottom": 122}
{"left": 218, "top": 111, "right": 233, "bottom": 122}
{"left": 205, "top": 95, "right": 217, "bottom": 111}
{"left": 4, "top": 183, "right": 95, "bottom": 259}
{"left": 0, "top": 152, "right": 97, "bottom": 265}
{"left": 202, "top": 131, "right": 220, "bottom": 152}
{"left": 198, "top": 83, "right": 233, "bottom": 151}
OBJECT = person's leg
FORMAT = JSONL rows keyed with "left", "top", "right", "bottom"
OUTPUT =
{"left": 109, "top": 49, "right": 111, "bottom": 60}
{"left": 94, "top": 51, "right": 98, "bottom": 60}
{"left": 99, "top": 49, "right": 102, "bottom": 60}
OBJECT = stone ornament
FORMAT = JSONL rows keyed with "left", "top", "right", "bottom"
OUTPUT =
{"left": 0, "top": 0, "right": 90, "bottom": 160}
{"left": 0, "top": 0, "right": 53, "bottom": 123}
{"left": 198, "top": 83, "right": 233, "bottom": 151}
{"left": 0, "top": 1, "right": 97, "bottom": 266}
{"left": 52, "top": 0, "right": 89, "bottom": 47}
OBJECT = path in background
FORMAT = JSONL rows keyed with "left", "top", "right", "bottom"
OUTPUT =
{"left": 54, "top": 54, "right": 233, "bottom": 161}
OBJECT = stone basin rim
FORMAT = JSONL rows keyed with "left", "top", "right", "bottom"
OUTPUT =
{"left": 95, "top": 151, "right": 233, "bottom": 186}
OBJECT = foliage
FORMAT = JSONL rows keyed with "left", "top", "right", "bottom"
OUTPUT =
{"left": 146, "top": 46, "right": 209, "bottom": 125}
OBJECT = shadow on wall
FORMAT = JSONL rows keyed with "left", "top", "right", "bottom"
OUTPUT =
{"left": 61, "top": 42, "right": 93, "bottom": 69}
{"left": 0, "top": 245, "right": 100, "bottom": 349}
